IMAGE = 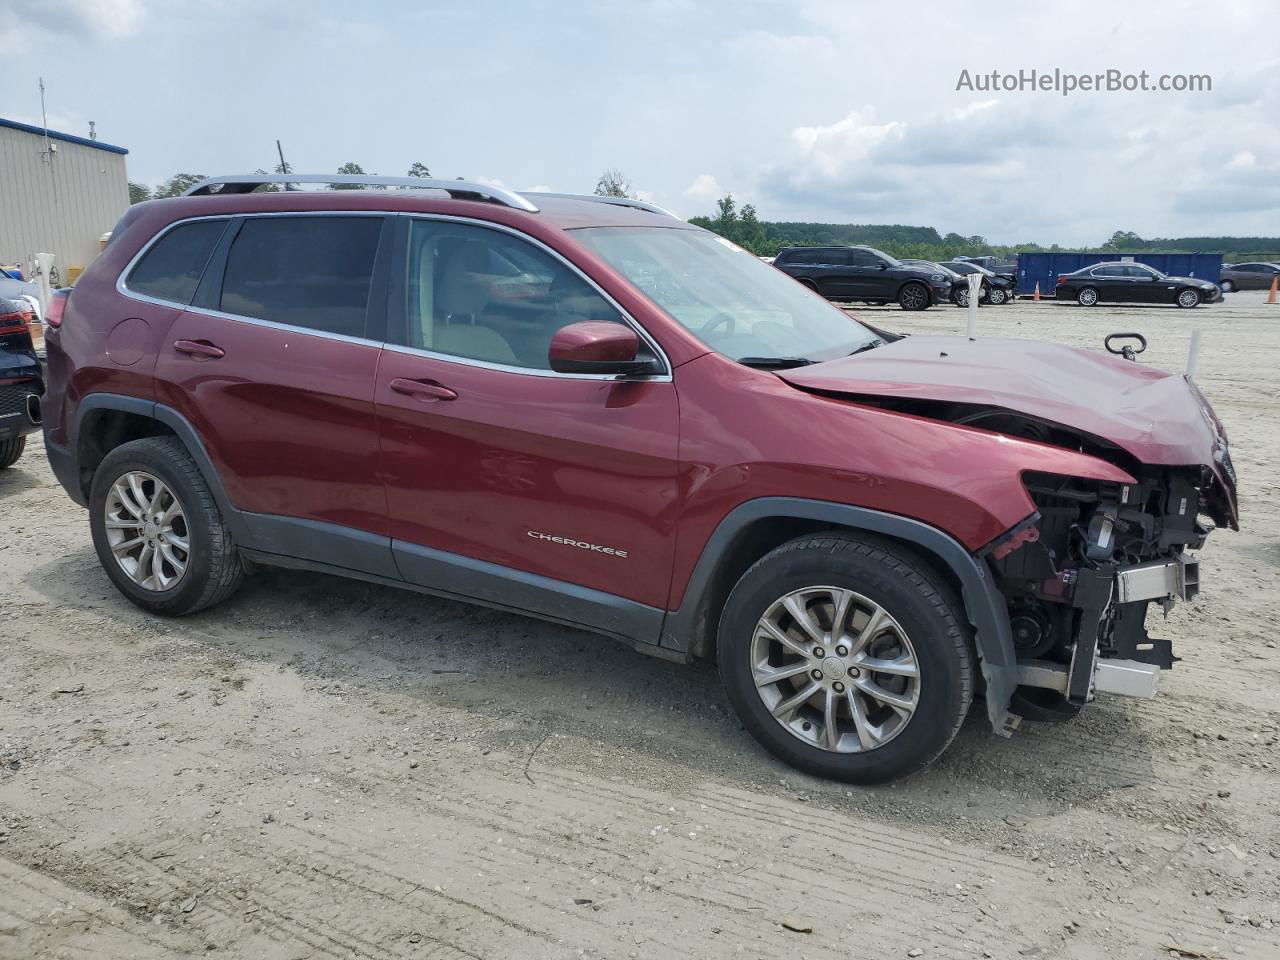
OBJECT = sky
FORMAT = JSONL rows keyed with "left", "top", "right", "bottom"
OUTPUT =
{"left": 2, "top": 0, "right": 1277, "bottom": 246}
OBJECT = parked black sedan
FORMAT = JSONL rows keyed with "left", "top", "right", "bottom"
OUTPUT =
{"left": 939, "top": 260, "right": 1016, "bottom": 304}
{"left": 1218, "top": 262, "right": 1280, "bottom": 292}
{"left": 1055, "top": 261, "right": 1221, "bottom": 308}
{"left": 773, "top": 245, "right": 953, "bottom": 310}
{"left": 1, "top": 295, "right": 43, "bottom": 469}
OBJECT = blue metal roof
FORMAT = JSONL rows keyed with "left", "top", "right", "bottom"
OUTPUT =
{"left": 0, "top": 116, "right": 128, "bottom": 155}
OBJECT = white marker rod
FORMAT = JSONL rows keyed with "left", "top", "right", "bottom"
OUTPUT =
{"left": 1186, "top": 329, "right": 1202, "bottom": 379}
{"left": 966, "top": 273, "right": 982, "bottom": 340}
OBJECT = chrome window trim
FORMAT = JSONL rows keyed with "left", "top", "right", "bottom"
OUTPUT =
{"left": 115, "top": 210, "right": 386, "bottom": 312}
{"left": 172, "top": 304, "right": 384, "bottom": 349}
{"left": 115, "top": 214, "right": 235, "bottom": 310}
{"left": 390, "top": 212, "right": 673, "bottom": 383}
{"left": 115, "top": 210, "right": 673, "bottom": 383}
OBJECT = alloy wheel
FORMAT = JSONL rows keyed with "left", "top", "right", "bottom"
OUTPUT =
{"left": 751, "top": 586, "right": 920, "bottom": 753}
{"left": 1078, "top": 288, "right": 1098, "bottom": 306}
{"left": 1178, "top": 289, "right": 1200, "bottom": 308}
{"left": 900, "top": 285, "right": 927, "bottom": 310}
{"left": 103, "top": 471, "right": 191, "bottom": 591}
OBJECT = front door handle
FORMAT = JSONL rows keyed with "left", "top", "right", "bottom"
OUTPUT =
{"left": 389, "top": 377, "right": 457, "bottom": 401}
{"left": 173, "top": 339, "right": 225, "bottom": 360}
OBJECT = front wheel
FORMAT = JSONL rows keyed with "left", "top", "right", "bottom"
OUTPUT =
{"left": 717, "top": 534, "right": 975, "bottom": 784}
{"left": 898, "top": 283, "right": 930, "bottom": 311}
{"left": 987, "top": 287, "right": 1008, "bottom": 305}
{"left": 1177, "top": 288, "right": 1201, "bottom": 308}
{"left": 0, "top": 436, "right": 26, "bottom": 470}
{"left": 89, "top": 436, "right": 245, "bottom": 616}
{"left": 1076, "top": 286, "right": 1099, "bottom": 306}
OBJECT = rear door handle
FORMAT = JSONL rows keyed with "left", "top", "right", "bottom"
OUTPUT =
{"left": 173, "top": 339, "right": 225, "bottom": 360}
{"left": 389, "top": 377, "right": 457, "bottom": 401}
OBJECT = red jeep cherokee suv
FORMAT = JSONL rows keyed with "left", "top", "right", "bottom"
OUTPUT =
{"left": 42, "top": 174, "right": 1238, "bottom": 784}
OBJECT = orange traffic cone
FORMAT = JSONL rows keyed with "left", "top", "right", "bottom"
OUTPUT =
{"left": 1268, "top": 275, "right": 1278, "bottom": 304}
{"left": 1033, "top": 282, "right": 1041, "bottom": 302}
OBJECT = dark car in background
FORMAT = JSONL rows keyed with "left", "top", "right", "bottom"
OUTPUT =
{"left": 1218, "top": 262, "right": 1280, "bottom": 292}
{"left": 0, "top": 295, "right": 43, "bottom": 469}
{"left": 774, "top": 245, "right": 953, "bottom": 310}
{"left": 940, "top": 260, "right": 1016, "bottom": 305}
{"left": 899, "top": 260, "right": 968, "bottom": 306}
{"left": 1055, "top": 261, "right": 1221, "bottom": 308}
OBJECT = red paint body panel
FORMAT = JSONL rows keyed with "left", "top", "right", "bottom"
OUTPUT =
{"left": 154, "top": 310, "right": 387, "bottom": 533}
{"left": 375, "top": 349, "right": 680, "bottom": 608}
{"left": 778, "top": 336, "right": 1217, "bottom": 466}
{"left": 665, "top": 352, "right": 1136, "bottom": 609}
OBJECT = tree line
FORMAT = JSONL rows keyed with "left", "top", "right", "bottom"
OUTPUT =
{"left": 127, "top": 167, "right": 1280, "bottom": 261}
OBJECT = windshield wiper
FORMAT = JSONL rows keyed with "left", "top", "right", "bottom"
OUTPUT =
{"left": 737, "top": 356, "right": 815, "bottom": 370}
{"left": 849, "top": 339, "right": 885, "bottom": 356}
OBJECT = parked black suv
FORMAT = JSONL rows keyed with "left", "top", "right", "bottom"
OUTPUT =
{"left": 0, "top": 295, "right": 42, "bottom": 469}
{"left": 774, "top": 246, "right": 952, "bottom": 310}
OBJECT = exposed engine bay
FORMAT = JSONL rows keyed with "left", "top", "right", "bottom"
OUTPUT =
{"left": 861, "top": 397, "right": 1238, "bottom": 719}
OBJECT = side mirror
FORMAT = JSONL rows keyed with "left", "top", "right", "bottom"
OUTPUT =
{"left": 548, "top": 321, "right": 656, "bottom": 376}
{"left": 877, "top": 261, "right": 888, "bottom": 270}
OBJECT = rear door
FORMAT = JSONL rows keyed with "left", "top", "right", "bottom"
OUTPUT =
{"left": 153, "top": 213, "right": 395, "bottom": 569}
{"left": 374, "top": 216, "right": 680, "bottom": 631}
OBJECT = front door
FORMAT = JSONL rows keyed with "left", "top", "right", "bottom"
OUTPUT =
{"left": 375, "top": 217, "right": 681, "bottom": 628}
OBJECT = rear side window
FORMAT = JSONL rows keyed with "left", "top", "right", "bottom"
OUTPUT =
{"left": 219, "top": 216, "right": 382, "bottom": 338}
{"left": 126, "top": 220, "right": 228, "bottom": 304}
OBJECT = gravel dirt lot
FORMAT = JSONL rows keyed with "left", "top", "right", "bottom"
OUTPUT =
{"left": 2, "top": 290, "right": 1277, "bottom": 960}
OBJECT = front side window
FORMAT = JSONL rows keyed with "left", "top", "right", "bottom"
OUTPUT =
{"left": 219, "top": 216, "right": 382, "bottom": 338}
{"left": 405, "top": 220, "right": 623, "bottom": 369}
{"left": 126, "top": 219, "right": 228, "bottom": 304}
{"left": 574, "top": 226, "right": 880, "bottom": 363}
{"left": 848, "top": 249, "right": 882, "bottom": 268}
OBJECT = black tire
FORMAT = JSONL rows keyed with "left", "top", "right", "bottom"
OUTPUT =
{"left": 797, "top": 278, "right": 819, "bottom": 293}
{"left": 89, "top": 436, "right": 244, "bottom": 616}
{"left": 717, "top": 534, "right": 975, "bottom": 784}
{"left": 1176, "top": 288, "right": 1201, "bottom": 308}
{"left": 1219, "top": 279, "right": 1234, "bottom": 293}
{"left": 0, "top": 436, "right": 25, "bottom": 470}
{"left": 987, "top": 287, "right": 1008, "bottom": 305}
{"left": 898, "top": 282, "right": 930, "bottom": 311}
{"left": 1076, "top": 286, "right": 1099, "bottom": 307}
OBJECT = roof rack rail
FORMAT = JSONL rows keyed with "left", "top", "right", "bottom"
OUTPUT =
{"left": 182, "top": 174, "right": 540, "bottom": 212}
{"left": 522, "top": 192, "right": 679, "bottom": 219}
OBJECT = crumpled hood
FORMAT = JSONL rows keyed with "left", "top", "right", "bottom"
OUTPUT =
{"left": 779, "top": 335, "right": 1226, "bottom": 468}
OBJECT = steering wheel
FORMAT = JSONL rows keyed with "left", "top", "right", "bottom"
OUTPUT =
{"left": 700, "top": 312, "right": 737, "bottom": 341}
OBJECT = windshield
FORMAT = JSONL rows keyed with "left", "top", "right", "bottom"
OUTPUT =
{"left": 863, "top": 246, "right": 901, "bottom": 267}
{"left": 573, "top": 226, "right": 881, "bottom": 363}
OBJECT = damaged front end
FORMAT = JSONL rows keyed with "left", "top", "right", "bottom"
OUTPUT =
{"left": 988, "top": 459, "right": 1235, "bottom": 721}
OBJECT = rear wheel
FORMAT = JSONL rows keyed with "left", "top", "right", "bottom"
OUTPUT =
{"left": 797, "top": 278, "right": 819, "bottom": 293}
{"left": 89, "top": 436, "right": 244, "bottom": 616}
{"left": 898, "top": 282, "right": 930, "bottom": 311}
{"left": 717, "top": 534, "right": 974, "bottom": 784}
{"left": 1076, "top": 287, "right": 1099, "bottom": 306}
{"left": 0, "top": 436, "right": 25, "bottom": 470}
{"left": 1177, "top": 288, "right": 1201, "bottom": 308}
{"left": 1219, "top": 279, "right": 1234, "bottom": 293}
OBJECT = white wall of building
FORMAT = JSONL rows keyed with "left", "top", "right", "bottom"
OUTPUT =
{"left": 0, "top": 119, "right": 129, "bottom": 283}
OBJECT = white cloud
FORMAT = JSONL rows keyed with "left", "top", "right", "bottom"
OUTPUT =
{"left": 683, "top": 174, "right": 724, "bottom": 203}
{"left": 1227, "top": 151, "right": 1256, "bottom": 170}
{"left": 2, "top": 0, "right": 145, "bottom": 41}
